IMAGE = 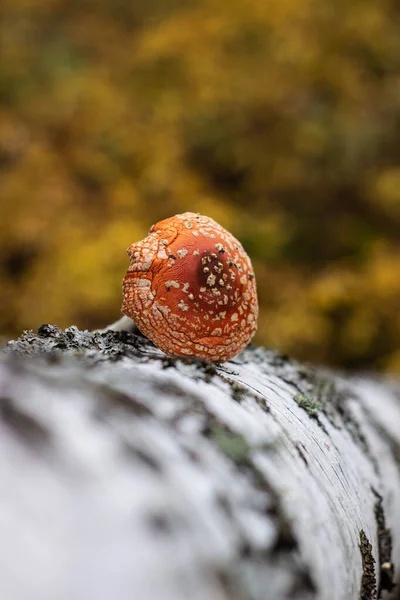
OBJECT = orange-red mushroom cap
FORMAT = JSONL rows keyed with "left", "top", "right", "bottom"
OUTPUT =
{"left": 122, "top": 212, "right": 258, "bottom": 362}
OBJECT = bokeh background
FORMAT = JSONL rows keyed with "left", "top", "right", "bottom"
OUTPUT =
{"left": 1, "top": 0, "right": 400, "bottom": 371}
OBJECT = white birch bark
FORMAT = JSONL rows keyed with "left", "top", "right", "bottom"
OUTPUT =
{"left": 1, "top": 325, "right": 399, "bottom": 600}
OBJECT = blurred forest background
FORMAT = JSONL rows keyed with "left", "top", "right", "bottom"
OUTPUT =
{"left": 1, "top": 0, "right": 400, "bottom": 372}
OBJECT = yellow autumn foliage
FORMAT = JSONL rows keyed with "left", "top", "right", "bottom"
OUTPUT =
{"left": 1, "top": 0, "right": 400, "bottom": 371}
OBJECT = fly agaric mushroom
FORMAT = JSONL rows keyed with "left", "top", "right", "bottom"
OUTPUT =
{"left": 122, "top": 212, "right": 258, "bottom": 362}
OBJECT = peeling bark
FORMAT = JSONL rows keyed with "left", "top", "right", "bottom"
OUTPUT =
{"left": 1, "top": 325, "right": 399, "bottom": 600}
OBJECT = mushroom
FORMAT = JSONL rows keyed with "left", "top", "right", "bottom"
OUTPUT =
{"left": 122, "top": 212, "right": 258, "bottom": 362}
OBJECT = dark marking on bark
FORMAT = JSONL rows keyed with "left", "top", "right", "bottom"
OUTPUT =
{"left": 0, "top": 395, "right": 51, "bottom": 449}
{"left": 295, "top": 442, "right": 309, "bottom": 467}
{"left": 215, "top": 569, "right": 249, "bottom": 600}
{"left": 122, "top": 443, "right": 163, "bottom": 473}
{"left": 359, "top": 529, "right": 377, "bottom": 600}
{"left": 152, "top": 379, "right": 196, "bottom": 399}
{"left": 95, "top": 385, "right": 152, "bottom": 419}
{"left": 161, "top": 355, "right": 218, "bottom": 383}
{"left": 371, "top": 488, "right": 395, "bottom": 595}
{"left": 216, "top": 364, "right": 240, "bottom": 376}
{"left": 288, "top": 569, "right": 316, "bottom": 599}
{"left": 221, "top": 379, "right": 249, "bottom": 403}
{"left": 146, "top": 511, "right": 174, "bottom": 533}
{"left": 217, "top": 374, "right": 270, "bottom": 410}
{"left": 184, "top": 448, "right": 202, "bottom": 464}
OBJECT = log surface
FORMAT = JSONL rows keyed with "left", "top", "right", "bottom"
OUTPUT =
{"left": 1, "top": 325, "right": 400, "bottom": 600}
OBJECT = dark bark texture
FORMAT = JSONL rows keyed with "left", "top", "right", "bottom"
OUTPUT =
{"left": 1, "top": 325, "right": 400, "bottom": 600}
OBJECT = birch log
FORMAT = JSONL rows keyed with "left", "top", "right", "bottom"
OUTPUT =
{"left": 1, "top": 325, "right": 400, "bottom": 600}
